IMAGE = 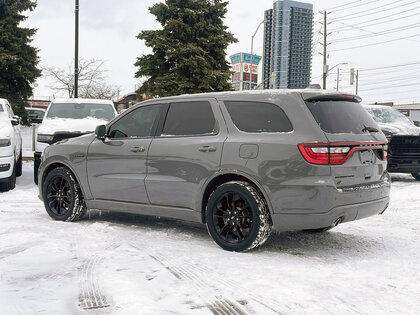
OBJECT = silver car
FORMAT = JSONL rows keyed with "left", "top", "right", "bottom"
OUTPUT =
{"left": 38, "top": 90, "right": 390, "bottom": 251}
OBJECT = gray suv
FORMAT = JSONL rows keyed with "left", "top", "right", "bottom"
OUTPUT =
{"left": 38, "top": 90, "right": 390, "bottom": 251}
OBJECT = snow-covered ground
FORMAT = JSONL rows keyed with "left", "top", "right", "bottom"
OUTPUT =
{"left": 0, "top": 163, "right": 419, "bottom": 314}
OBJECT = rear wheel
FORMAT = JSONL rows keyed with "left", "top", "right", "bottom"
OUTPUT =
{"left": 411, "top": 173, "right": 420, "bottom": 181}
{"left": 206, "top": 181, "right": 272, "bottom": 252}
{"left": 42, "top": 167, "right": 86, "bottom": 221}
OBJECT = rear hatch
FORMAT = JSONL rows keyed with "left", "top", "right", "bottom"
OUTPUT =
{"left": 301, "top": 93, "right": 388, "bottom": 188}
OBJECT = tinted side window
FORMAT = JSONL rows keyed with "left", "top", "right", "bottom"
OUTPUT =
{"left": 224, "top": 101, "right": 293, "bottom": 133}
{"left": 162, "top": 101, "right": 217, "bottom": 136}
{"left": 108, "top": 105, "right": 162, "bottom": 138}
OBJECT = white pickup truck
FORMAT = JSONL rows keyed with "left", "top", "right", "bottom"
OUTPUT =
{"left": 34, "top": 98, "right": 118, "bottom": 183}
{"left": 0, "top": 98, "right": 22, "bottom": 191}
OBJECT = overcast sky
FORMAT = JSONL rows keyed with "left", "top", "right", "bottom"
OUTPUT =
{"left": 24, "top": 0, "right": 420, "bottom": 104}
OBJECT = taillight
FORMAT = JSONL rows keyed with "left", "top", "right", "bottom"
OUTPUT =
{"left": 298, "top": 142, "right": 387, "bottom": 165}
{"left": 383, "top": 144, "right": 388, "bottom": 160}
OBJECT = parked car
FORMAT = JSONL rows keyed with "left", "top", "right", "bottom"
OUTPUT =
{"left": 38, "top": 90, "right": 390, "bottom": 251}
{"left": 34, "top": 98, "right": 117, "bottom": 184}
{"left": 0, "top": 98, "right": 22, "bottom": 191}
{"left": 25, "top": 107, "right": 46, "bottom": 124}
{"left": 364, "top": 105, "right": 420, "bottom": 180}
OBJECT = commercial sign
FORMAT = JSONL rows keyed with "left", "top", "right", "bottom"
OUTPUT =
{"left": 243, "top": 64, "right": 258, "bottom": 74}
{"left": 230, "top": 53, "right": 262, "bottom": 65}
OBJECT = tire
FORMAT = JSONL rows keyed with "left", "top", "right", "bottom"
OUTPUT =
{"left": 42, "top": 167, "right": 87, "bottom": 221}
{"left": 411, "top": 173, "right": 420, "bottom": 181}
{"left": 16, "top": 150, "right": 22, "bottom": 177}
{"left": 206, "top": 181, "right": 272, "bottom": 252}
{"left": 34, "top": 153, "right": 40, "bottom": 185}
{"left": 0, "top": 164, "right": 16, "bottom": 192}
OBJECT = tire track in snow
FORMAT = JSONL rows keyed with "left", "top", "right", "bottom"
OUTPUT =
{"left": 74, "top": 239, "right": 118, "bottom": 311}
{"left": 78, "top": 255, "right": 111, "bottom": 310}
{"left": 140, "top": 245, "right": 285, "bottom": 314}
{"left": 148, "top": 253, "right": 249, "bottom": 315}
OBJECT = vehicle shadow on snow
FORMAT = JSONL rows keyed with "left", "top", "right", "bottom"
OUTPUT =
{"left": 262, "top": 230, "right": 384, "bottom": 258}
{"left": 82, "top": 210, "right": 384, "bottom": 258}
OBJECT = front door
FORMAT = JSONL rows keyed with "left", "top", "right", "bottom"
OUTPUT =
{"left": 87, "top": 104, "right": 163, "bottom": 203}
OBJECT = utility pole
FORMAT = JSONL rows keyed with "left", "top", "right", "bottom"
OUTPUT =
{"left": 336, "top": 68, "right": 340, "bottom": 91}
{"left": 74, "top": 0, "right": 79, "bottom": 98}
{"left": 322, "top": 11, "right": 327, "bottom": 90}
{"left": 356, "top": 70, "right": 359, "bottom": 94}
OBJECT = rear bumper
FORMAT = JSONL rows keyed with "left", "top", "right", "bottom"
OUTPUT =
{"left": 271, "top": 196, "right": 389, "bottom": 231}
{"left": 387, "top": 154, "right": 420, "bottom": 173}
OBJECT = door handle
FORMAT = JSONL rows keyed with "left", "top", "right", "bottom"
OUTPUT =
{"left": 130, "top": 146, "right": 145, "bottom": 153}
{"left": 198, "top": 146, "right": 216, "bottom": 152}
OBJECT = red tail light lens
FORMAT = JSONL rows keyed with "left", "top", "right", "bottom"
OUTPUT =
{"left": 298, "top": 142, "right": 387, "bottom": 165}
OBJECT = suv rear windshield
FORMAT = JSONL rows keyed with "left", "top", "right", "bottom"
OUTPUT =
{"left": 305, "top": 100, "right": 378, "bottom": 134}
{"left": 46, "top": 103, "right": 115, "bottom": 120}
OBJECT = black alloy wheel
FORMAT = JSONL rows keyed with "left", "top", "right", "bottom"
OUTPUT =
{"left": 46, "top": 174, "right": 72, "bottom": 217}
{"left": 212, "top": 191, "right": 253, "bottom": 244}
{"left": 43, "top": 167, "right": 86, "bottom": 221}
{"left": 206, "top": 181, "right": 272, "bottom": 252}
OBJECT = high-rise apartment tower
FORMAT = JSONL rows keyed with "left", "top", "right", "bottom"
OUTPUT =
{"left": 263, "top": 0, "right": 313, "bottom": 89}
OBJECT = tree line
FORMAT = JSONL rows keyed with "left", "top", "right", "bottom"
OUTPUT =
{"left": 0, "top": 0, "right": 235, "bottom": 117}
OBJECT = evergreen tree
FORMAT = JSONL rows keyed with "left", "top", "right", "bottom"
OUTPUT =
{"left": 0, "top": 0, "right": 41, "bottom": 120}
{"left": 135, "top": 0, "right": 237, "bottom": 98}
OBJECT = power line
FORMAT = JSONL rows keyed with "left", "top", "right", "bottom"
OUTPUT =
{"left": 323, "top": 0, "right": 362, "bottom": 12}
{"left": 361, "top": 82, "right": 420, "bottom": 92}
{"left": 330, "top": 33, "right": 420, "bottom": 51}
{"left": 333, "top": 0, "right": 416, "bottom": 21}
{"left": 330, "top": 0, "right": 380, "bottom": 13}
{"left": 330, "top": 9, "right": 420, "bottom": 32}
{"left": 330, "top": 22, "right": 420, "bottom": 43}
{"left": 360, "top": 88, "right": 420, "bottom": 96}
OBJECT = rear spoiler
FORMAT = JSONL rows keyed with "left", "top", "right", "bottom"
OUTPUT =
{"left": 303, "top": 93, "right": 362, "bottom": 103}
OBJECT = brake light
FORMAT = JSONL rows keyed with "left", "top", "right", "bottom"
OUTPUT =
{"left": 298, "top": 142, "right": 387, "bottom": 165}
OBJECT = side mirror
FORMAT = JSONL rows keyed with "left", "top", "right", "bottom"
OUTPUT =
{"left": 95, "top": 125, "right": 107, "bottom": 140}
{"left": 11, "top": 116, "right": 20, "bottom": 126}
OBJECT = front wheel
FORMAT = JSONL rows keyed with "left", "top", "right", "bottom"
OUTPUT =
{"left": 42, "top": 167, "right": 87, "bottom": 221}
{"left": 411, "top": 173, "right": 420, "bottom": 181}
{"left": 206, "top": 181, "right": 272, "bottom": 252}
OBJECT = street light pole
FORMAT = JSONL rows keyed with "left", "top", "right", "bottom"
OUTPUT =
{"left": 336, "top": 68, "right": 340, "bottom": 91}
{"left": 74, "top": 0, "right": 79, "bottom": 98}
{"left": 249, "top": 20, "right": 264, "bottom": 90}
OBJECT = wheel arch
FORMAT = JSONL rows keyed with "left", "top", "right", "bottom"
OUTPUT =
{"left": 200, "top": 171, "right": 273, "bottom": 224}
{"left": 41, "top": 161, "right": 87, "bottom": 199}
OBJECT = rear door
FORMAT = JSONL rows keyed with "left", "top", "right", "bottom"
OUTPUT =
{"left": 304, "top": 95, "right": 387, "bottom": 187}
{"left": 145, "top": 99, "right": 226, "bottom": 210}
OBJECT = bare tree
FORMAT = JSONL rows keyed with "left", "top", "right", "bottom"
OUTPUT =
{"left": 43, "top": 59, "right": 120, "bottom": 99}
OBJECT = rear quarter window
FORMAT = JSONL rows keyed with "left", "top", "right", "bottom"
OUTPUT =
{"left": 224, "top": 101, "right": 293, "bottom": 133}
